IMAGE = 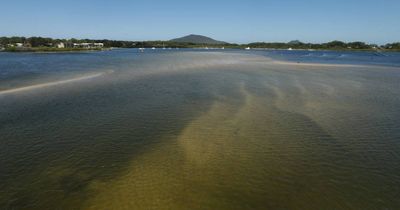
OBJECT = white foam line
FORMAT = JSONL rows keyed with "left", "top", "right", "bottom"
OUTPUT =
{"left": 0, "top": 72, "right": 109, "bottom": 96}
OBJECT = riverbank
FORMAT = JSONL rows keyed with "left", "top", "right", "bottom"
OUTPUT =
{"left": 1, "top": 47, "right": 111, "bottom": 53}
{"left": 245, "top": 47, "right": 400, "bottom": 53}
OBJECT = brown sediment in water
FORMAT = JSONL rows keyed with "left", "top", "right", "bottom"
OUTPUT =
{"left": 81, "top": 59, "right": 398, "bottom": 209}
{"left": 78, "top": 77, "right": 356, "bottom": 209}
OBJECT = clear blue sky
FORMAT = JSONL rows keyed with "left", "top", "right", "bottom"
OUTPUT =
{"left": 1, "top": 0, "right": 399, "bottom": 44}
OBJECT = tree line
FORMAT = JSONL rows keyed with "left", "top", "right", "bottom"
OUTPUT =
{"left": 246, "top": 40, "right": 399, "bottom": 50}
{"left": 0, "top": 37, "right": 137, "bottom": 48}
{"left": 1, "top": 36, "right": 399, "bottom": 51}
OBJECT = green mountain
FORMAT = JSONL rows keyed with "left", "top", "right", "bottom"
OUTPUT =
{"left": 170, "top": 34, "right": 226, "bottom": 44}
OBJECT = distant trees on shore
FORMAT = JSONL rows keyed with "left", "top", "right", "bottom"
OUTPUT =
{"left": 247, "top": 40, "right": 380, "bottom": 50}
{"left": 383, "top": 42, "right": 400, "bottom": 50}
{"left": 1, "top": 36, "right": 399, "bottom": 51}
{"left": 0, "top": 37, "right": 137, "bottom": 48}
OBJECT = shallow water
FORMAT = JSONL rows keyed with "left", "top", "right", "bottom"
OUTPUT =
{"left": 1, "top": 49, "right": 400, "bottom": 209}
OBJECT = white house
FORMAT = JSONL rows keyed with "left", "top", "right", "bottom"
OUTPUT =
{"left": 57, "top": 43, "right": 65, "bottom": 48}
{"left": 93, "top": 43, "right": 104, "bottom": 48}
{"left": 73, "top": 43, "right": 104, "bottom": 48}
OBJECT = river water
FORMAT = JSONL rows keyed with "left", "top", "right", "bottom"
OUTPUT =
{"left": 1, "top": 49, "right": 399, "bottom": 209}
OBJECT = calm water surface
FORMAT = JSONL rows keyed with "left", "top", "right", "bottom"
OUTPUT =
{"left": 0, "top": 49, "right": 400, "bottom": 209}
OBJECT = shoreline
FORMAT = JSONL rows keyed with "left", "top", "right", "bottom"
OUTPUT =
{"left": 2, "top": 47, "right": 400, "bottom": 53}
{"left": 1, "top": 47, "right": 112, "bottom": 53}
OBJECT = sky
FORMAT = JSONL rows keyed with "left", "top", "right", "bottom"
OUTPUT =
{"left": 1, "top": 0, "right": 399, "bottom": 44}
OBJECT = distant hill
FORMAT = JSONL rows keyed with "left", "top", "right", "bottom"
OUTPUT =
{"left": 170, "top": 34, "right": 226, "bottom": 44}
{"left": 288, "top": 40, "right": 303, "bottom": 45}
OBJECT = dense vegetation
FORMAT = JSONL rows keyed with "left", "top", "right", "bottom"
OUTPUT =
{"left": 4, "top": 46, "right": 104, "bottom": 52}
{"left": 246, "top": 40, "right": 380, "bottom": 50}
{"left": 0, "top": 36, "right": 136, "bottom": 48}
{"left": 1, "top": 36, "right": 399, "bottom": 51}
{"left": 383, "top": 42, "right": 400, "bottom": 50}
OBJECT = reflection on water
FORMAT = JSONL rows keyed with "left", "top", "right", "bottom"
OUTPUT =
{"left": 0, "top": 50, "right": 400, "bottom": 209}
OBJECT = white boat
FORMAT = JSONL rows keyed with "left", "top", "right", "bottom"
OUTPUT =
{"left": 245, "top": 47, "right": 251, "bottom": 50}
{"left": 288, "top": 48, "right": 293, "bottom": 51}
{"left": 152, "top": 47, "right": 156, "bottom": 50}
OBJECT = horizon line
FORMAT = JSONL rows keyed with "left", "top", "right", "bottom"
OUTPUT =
{"left": 1, "top": 34, "right": 398, "bottom": 45}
